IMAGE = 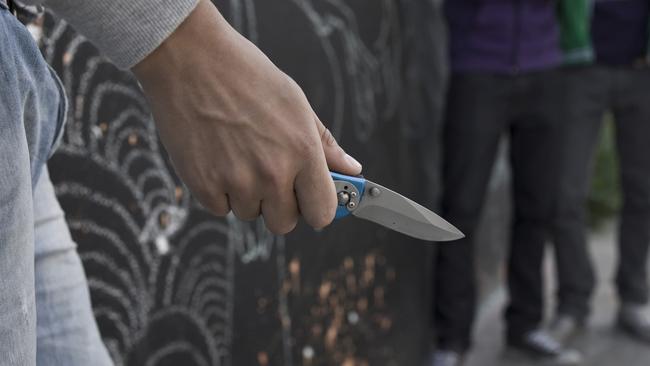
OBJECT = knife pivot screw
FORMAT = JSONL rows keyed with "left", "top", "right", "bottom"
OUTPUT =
{"left": 350, "top": 191, "right": 357, "bottom": 198}
{"left": 347, "top": 201, "right": 356, "bottom": 209}
{"left": 337, "top": 192, "right": 350, "bottom": 206}
{"left": 369, "top": 187, "right": 381, "bottom": 197}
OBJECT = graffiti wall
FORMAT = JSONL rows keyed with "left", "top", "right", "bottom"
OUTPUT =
{"left": 39, "top": 0, "right": 460, "bottom": 365}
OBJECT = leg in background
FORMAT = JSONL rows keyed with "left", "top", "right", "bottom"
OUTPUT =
{"left": 505, "top": 71, "right": 565, "bottom": 340}
{"left": 613, "top": 67, "right": 650, "bottom": 306}
{"left": 434, "top": 73, "right": 510, "bottom": 352}
{"left": 552, "top": 66, "right": 609, "bottom": 323}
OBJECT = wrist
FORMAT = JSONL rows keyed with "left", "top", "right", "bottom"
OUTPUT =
{"left": 131, "top": 0, "right": 231, "bottom": 86}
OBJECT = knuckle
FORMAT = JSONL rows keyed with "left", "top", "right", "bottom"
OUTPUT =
{"left": 259, "top": 166, "right": 287, "bottom": 190}
{"left": 293, "top": 137, "right": 317, "bottom": 158}
{"left": 278, "top": 75, "right": 308, "bottom": 106}
{"left": 268, "top": 218, "right": 298, "bottom": 236}
{"left": 230, "top": 205, "right": 247, "bottom": 218}
{"left": 320, "top": 127, "right": 337, "bottom": 148}
{"left": 282, "top": 74, "right": 304, "bottom": 96}
{"left": 191, "top": 185, "right": 229, "bottom": 216}
{"left": 225, "top": 177, "right": 243, "bottom": 192}
{"left": 208, "top": 203, "right": 230, "bottom": 217}
{"left": 309, "top": 205, "right": 336, "bottom": 230}
{"left": 224, "top": 170, "right": 252, "bottom": 191}
{"left": 231, "top": 204, "right": 260, "bottom": 221}
{"left": 310, "top": 217, "right": 332, "bottom": 230}
{"left": 202, "top": 196, "right": 230, "bottom": 217}
{"left": 230, "top": 196, "right": 260, "bottom": 221}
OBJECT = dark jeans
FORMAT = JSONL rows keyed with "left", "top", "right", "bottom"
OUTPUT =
{"left": 553, "top": 66, "right": 650, "bottom": 320}
{"left": 433, "top": 71, "right": 564, "bottom": 351}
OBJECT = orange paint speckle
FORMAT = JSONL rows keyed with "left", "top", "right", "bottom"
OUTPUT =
{"left": 62, "top": 52, "right": 72, "bottom": 65}
{"left": 319, "top": 281, "right": 332, "bottom": 301}
{"left": 289, "top": 257, "right": 300, "bottom": 275}
{"left": 325, "top": 325, "right": 338, "bottom": 349}
{"left": 344, "top": 257, "right": 354, "bottom": 270}
{"left": 174, "top": 186, "right": 183, "bottom": 201}
{"left": 311, "top": 324, "right": 323, "bottom": 336}
{"left": 357, "top": 297, "right": 368, "bottom": 312}
{"left": 257, "top": 351, "right": 269, "bottom": 366}
{"left": 159, "top": 211, "right": 170, "bottom": 228}
{"left": 128, "top": 134, "right": 138, "bottom": 146}
{"left": 379, "top": 316, "right": 392, "bottom": 331}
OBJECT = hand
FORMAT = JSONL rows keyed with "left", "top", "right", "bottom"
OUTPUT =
{"left": 132, "top": 0, "right": 362, "bottom": 234}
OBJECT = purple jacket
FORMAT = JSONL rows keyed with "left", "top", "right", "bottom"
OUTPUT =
{"left": 445, "top": 0, "right": 562, "bottom": 74}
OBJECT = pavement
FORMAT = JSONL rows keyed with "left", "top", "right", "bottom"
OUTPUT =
{"left": 464, "top": 221, "right": 650, "bottom": 366}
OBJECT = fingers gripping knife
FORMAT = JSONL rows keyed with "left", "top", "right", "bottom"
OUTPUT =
{"left": 331, "top": 172, "right": 464, "bottom": 241}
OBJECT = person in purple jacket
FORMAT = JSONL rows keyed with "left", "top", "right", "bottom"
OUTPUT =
{"left": 430, "top": 1, "right": 586, "bottom": 365}
{"left": 551, "top": 0, "right": 650, "bottom": 347}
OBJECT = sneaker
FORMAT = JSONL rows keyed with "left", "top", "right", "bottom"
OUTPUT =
{"left": 617, "top": 303, "right": 650, "bottom": 344}
{"left": 429, "top": 350, "right": 463, "bottom": 366}
{"left": 507, "top": 329, "right": 583, "bottom": 365}
{"left": 548, "top": 314, "right": 584, "bottom": 344}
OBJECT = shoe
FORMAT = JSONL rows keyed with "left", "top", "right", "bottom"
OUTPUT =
{"left": 548, "top": 314, "right": 584, "bottom": 344}
{"left": 617, "top": 303, "right": 650, "bottom": 343}
{"left": 429, "top": 350, "right": 463, "bottom": 366}
{"left": 507, "top": 329, "right": 583, "bottom": 365}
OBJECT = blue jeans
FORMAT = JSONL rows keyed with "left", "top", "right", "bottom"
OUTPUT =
{"left": 0, "top": 3, "right": 113, "bottom": 365}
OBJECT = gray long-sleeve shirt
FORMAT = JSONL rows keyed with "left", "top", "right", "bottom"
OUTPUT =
{"left": 24, "top": 0, "right": 200, "bottom": 69}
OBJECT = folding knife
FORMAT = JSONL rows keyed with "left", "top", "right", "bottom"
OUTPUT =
{"left": 331, "top": 172, "right": 463, "bottom": 241}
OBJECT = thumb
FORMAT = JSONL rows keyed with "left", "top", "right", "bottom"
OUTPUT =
{"left": 315, "top": 115, "right": 363, "bottom": 176}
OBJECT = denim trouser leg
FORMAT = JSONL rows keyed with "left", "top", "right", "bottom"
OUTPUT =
{"left": 1, "top": 5, "right": 40, "bottom": 364}
{"left": 0, "top": 60, "right": 37, "bottom": 366}
{"left": 1, "top": 4, "right": 111, "bottom": 364}
{"left": 33, "top": 169, "right": 114, "bottom": 366}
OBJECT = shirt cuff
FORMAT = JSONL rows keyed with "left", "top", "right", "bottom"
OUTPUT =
{"left": 43, "top": 0, "right": 200, "bottom": 69}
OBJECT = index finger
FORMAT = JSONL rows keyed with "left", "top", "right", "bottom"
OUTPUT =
{"left": 294, "top": 150, "right": 337, "bottom": 230}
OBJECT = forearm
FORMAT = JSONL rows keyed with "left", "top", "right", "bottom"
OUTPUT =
{"left": 28, "top": 0, "right": 361, "bottom": 232}
{"left": 126, "top": 0, "right": 361, "bottom": 232}
{"left": 132, "top": 0, "right": 235, "bottom": 87}
{"left": 27, "top": 0, "right": 200, "bottom": 69}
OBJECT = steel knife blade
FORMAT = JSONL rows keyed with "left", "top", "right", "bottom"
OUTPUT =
{"left": 331, "top": 172, "right": 464, "bottom": 241}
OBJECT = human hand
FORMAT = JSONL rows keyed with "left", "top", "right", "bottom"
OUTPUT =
{"left": 132, "top": 0, "right": 362, "bottom": 234}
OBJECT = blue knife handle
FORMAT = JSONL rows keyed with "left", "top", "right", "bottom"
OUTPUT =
{"left": 330, "top": 172, "right": 367, "bottom": 219}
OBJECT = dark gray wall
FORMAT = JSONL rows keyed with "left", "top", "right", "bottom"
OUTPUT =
{"left": 41, "top": 0, "right": 508, "bottom": 365}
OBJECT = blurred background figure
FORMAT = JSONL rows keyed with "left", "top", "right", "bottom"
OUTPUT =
{"left": 552, "top": 0, "right": 650, "bottom": 348}
{"left": 430, "top": 1, "right": 587, "bottom": 365}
